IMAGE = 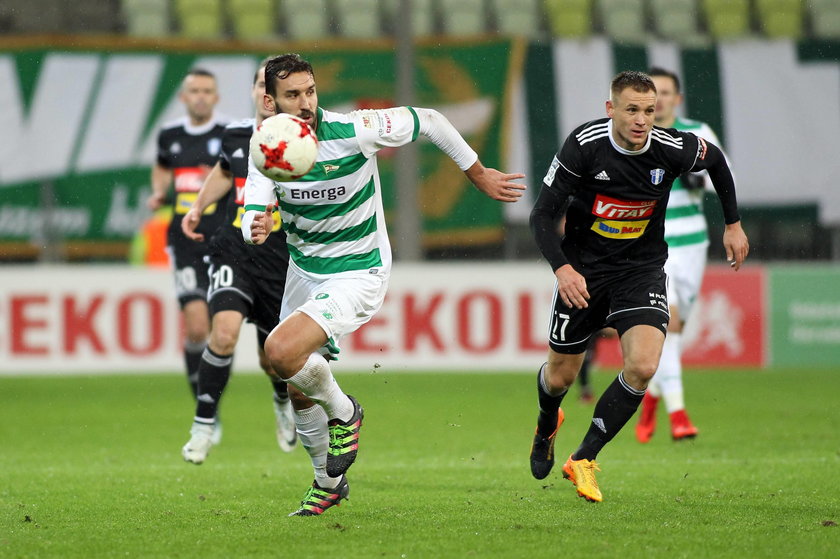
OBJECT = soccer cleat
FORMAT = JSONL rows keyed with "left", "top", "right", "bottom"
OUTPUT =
{"left": 273, "top": 396, "right": 298, "bottom": 453}
{"left": 288, "top": 476, "right": 350, "bottom": 517}
{"left": 326, "top": 395, "right": 364, "bottom": 478}
{"left": 182, "top": 423, "right": 215, "bottom": 465}
{"left": 579, "top": 386, "right": 595, "bottom": 404}
{"left": 635, "top": 391, "right": 659, "bottom": 443}
{"left": 670, "top": 409, "right": 699, "bottom": 440}
{"left": 562, "top": 455, "right": 603, "bottom": 502}
{"left": 529, "top": 408, "right": 566, "bottom": 479}
{"left": 210, "top": 419, "right": 223, "bottom": 446}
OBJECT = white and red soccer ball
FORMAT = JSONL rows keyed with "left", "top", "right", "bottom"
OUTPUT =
{"left": 250, "top": 113, "right": 318, "bottom": 181}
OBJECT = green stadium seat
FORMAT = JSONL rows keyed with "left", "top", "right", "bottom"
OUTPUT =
{"left": 545, "top": 0, "right": 592, "bottom": 38}
{"left": 174, "top": 0, "right": 224, "bottom": 39}
{"left": 383, "top": 0, "right": 435, "bottom": 37}
{"left": 702, "top": 0, "right": 750, "bottom": 39}
{"left": 651, "top": 0, "right": 705, "bottom": 44}
{"left": 280, "top": 0, "right": 330, "bottom": 40}
{"left": 756, "top": 0, "right": 803, "bottom": 39}
{"left": 598, "top": 0, "right": 646, "bottom": 44}
{"left": 439, "top": 0, "right": 486, "bottom": 36}
{"left": 227, "top": 0, "right": 276, "bottom": 41}
{"left": 491, "top": 0, "right": 542, "bottom": 38}
{"left": 335, "top": 0, "right": 384, "bottom": 38}
{"left": 808, "top": 0, "right": 840, "bottom": 39}
{"left": 122, "top": 0, "right": 170, "bottom": 37}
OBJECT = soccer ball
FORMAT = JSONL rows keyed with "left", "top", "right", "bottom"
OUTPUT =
{"left": 250, "top": 113, "right": 318, "bottom": 181}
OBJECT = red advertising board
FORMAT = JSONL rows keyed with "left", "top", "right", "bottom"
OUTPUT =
{"left": 596, "top": 265, "right": 766, "bottom": 368}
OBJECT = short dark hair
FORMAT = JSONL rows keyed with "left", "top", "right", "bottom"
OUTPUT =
{"left": 647, "top": 67, "right": 681, "bottom": 93}
{"left": 253, "top": 56, "right": 273, "bottom": 85}
{"left": 610, "top": 70, "right": 656, "bottom": 100}
{"left": 264, "top": 53, "right": 314, "bottom": 98}
{"left": 185, "top": 67, "right": 216, "bottom": 80}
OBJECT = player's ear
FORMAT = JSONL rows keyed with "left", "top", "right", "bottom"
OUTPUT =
{"left": 605, "top": 99, "right": 614, "bottom": 118}
{"left": 263, "top": 94, "right": 276, "bottom": 114}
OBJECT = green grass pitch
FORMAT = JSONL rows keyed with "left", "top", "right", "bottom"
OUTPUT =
{"left": 2, "top": 367, "right": 838, "bottom": 558}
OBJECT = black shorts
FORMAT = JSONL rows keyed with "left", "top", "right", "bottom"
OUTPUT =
{"left": 547, "top": 268, "right": 670, "bottom": 354}
{"left": 167, "top": 238, "right": 211, "bottom": 308}
{"left": 206, "top": 247, "right": 287, "bottom": 336}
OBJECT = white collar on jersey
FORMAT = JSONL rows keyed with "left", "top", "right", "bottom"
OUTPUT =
{"left": 182, "top": 115, "right": 224, "bottom": 136}
{"left": 608, "top": 120, "right": 652, "bottom": 156}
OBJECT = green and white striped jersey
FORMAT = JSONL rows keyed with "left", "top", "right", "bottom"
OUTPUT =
{"left": 244, "top": 106, "right": 420, "bottom": 279}
{"left": 665, "top": 117, "right": 724, "bottom": 249}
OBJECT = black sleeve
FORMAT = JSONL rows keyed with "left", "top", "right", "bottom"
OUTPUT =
{"left": 156, "top": 130, "right": 171, "bottom": 168}
{"left": 690, "top": 140, "right": 740, "bottom": 225}
{"left": 530, "top": 175, "right": 573, "bottom": 271}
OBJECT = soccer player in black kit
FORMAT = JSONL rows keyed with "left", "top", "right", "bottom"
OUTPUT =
{"left": 147, "top": 68, "right": 229, "bottom": 421}
{"left": 179, "top": 59, "right": 302, "bottom": 464}
{"left": 528, "top": 71, "right": 749, "bottom": 502}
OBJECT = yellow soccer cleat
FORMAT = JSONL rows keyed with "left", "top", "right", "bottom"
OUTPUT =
{"left": 562, "top": 455, "right": 603, "bottom": 502}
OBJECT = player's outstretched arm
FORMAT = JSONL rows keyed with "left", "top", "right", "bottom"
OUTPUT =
{"left": 692, "top": 140, "right": 750, "bottom": 271}
{"left": 465, "top": 160, "right": 526, "bottom": 202}
{"left": 182, "top": 162, "right": 234, "bottom": 242}
{"left": 147, "top": 163, "right": 173, "bottom": 210}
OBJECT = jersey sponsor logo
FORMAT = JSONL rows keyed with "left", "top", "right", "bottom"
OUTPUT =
{"left": 650, "top": 168, "right": 665, "bottom": 185}
{"left": 592, "top": 194, "right": 656, "bottom": 219}
{"left": 594, "top": 170, "right": 610, "bottom": 180}
{"left": 591, "top": 218, "right": 649, "bottom": 239}
{"left": 174, "top": 192, "right": 217, "bottom": 215}
{"left": 697, "top": 137, "right": 708, "bottom": 160}
{"left": 173, "top": 167, "right": 208, "bottom": 192}
{"left": 543, "top": 156, "right": 559, "bottom": 186}
{"left": 234, "top": 177, "right": 246, "bottom": 204}
{"left": 289, "top": 185, "right": 347, "bottom": 201}
{"left": 207, "top": 138, "right": 221, "bottom": 156}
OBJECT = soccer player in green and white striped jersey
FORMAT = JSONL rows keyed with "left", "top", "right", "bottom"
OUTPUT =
{"left": 241, "top": 54, "right": 525, "bottom": 516}
{"left": 635, "top": 67, "right": 730, "bottom": 443}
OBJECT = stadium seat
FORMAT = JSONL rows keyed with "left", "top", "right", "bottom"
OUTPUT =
{"left": 383, "top": 0, "right": 435, "bottom": 37}
{"left": 598, "top": 0, "right": 646, "bottom": 44}
{"left": 545, "top": 0, "right": 592, "bottom": 38}
{"left": 702, "top": 0, "right": 751, "bottom": 39}
{"left": 810, "top": 0, "right": 840, "bottom": 39}
{"left": 280, "top": 0, "right": 330, "bottom": 40}
{"left": 439, "top": 0, "right": 486, "bottom": 36}
{"left": 650, "top": 0, "right": 704, "bottom": 44}
{"left": 756, "top": 0, "right": 803, "bottom": 38}
{"left": 122, "top": 0, "right": 171, "bottom": 37}
{"left": 174, "top": 0, "right": 224, "bottom": 39}
{"left": 227, "top": 0, "right": 276, "bottom": 41}
{"left": 334, "top": 0, "right": 384, "bottom": 38}
{"left": 491, "top": 0, "right": 542, "bottom": 37}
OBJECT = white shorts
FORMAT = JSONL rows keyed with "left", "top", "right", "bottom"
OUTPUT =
{"left": 664, "top": 243, "right": 708, "bottom": 321}
{"left": 280, "top": 265, "right": 389, "bottom": 357}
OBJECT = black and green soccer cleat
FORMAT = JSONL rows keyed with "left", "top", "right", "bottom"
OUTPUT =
{"left": 326, "top": 395, "right": 364, "bottom": 478}
{"left": 288, "top": 476, "right": 350, "bottom": 517}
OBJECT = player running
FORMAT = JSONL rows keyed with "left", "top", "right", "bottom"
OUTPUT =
{"left": 148, "top": 68, "right": 229, "bottom": 422}
{"left": 528, "top": 71, "right": 748, "bottom": 502}
{"left": 242, "top": 53, "right": 525, "bottom": 516}
{"left": 635, "top": 67, "right": 731, "bottom": 443}
{"left": 179, "top": 58, "right": 300, "bottom": 465}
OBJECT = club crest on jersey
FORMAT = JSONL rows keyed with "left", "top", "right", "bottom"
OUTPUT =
{"left": 650, "top": 168, "right": 665, "bottom": 185}
{"left": 208, "top": 138, "right": 221, "bottom": 156}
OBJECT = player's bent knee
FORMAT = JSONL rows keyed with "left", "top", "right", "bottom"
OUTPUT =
{"left": 264, "top": 335, "right": 308, "bottom": 378}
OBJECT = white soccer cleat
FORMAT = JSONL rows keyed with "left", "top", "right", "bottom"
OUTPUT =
{"left": 273, "top": 397, "right": 298, "bottom": 453}
{"left": 210, "top": 420, "right": 223, "bottom": 446}
{"left": 182, "top": 423, "right": 215, "bottom": 465}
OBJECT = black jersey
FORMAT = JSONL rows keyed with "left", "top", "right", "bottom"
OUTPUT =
{"left": 213, "top": 119, "right": 289, "bottom": 273}
{"left": 156, "top": 116, "right": 230, "bottom": 242}
{"left": 539, "top": 118, "right": 708, "bottom": 278}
